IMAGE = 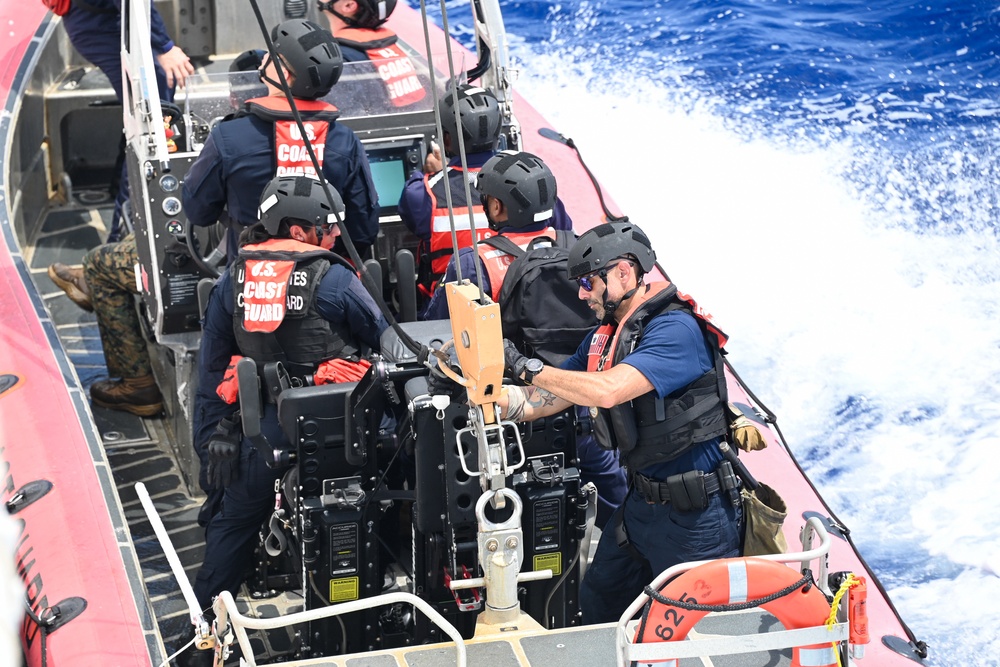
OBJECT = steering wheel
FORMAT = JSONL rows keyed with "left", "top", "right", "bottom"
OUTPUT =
{"left": 184, "top": 219, "right": 227, "bottom": 278}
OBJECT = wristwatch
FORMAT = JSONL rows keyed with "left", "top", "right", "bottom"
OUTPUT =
{"left": 521, "top": 358, "right": 544, "bottom": 385}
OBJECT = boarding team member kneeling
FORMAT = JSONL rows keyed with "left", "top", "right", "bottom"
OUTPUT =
{"left": 499, "top": 221, "right": 744, "bottom": 624}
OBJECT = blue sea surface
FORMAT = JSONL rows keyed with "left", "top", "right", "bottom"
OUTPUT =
{"left": 417, "top": 0, "right": 1000, "bottom": 665}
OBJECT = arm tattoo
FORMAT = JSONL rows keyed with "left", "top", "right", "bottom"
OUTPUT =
{"left": 528, "top": 388, "right": 559, "bottom": 409}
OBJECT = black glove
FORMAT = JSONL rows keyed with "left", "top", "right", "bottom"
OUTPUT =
{"left": 206, "top": 411, "right": 242, "bottom": 490}
{"left": 503, "top": 338, "right": 530, "bottom": 382}
{"left": 427, "top": 363, "right": 465, "bottom": 400}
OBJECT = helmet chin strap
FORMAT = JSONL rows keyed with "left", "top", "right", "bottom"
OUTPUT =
{"left": 325, "top": 5, "right": 364, "bottom": 28}
{"left": 260, "top": 69, "right": 283, "bottom": 91}
{"left": 259, "top": 54, "right": 289, "bottom": 93}
{"left": 600, "top": 273, "right": 640, "bottom": 325}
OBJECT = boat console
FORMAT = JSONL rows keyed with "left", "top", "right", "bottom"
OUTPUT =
{"left": 124, "top": 65, "right": 439, "bottom": 343}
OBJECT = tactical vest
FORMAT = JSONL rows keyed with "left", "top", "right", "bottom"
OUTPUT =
{"left": 475, "top": 228, "right": 556, "bottom": 301}
{"left": 426, "top": 165, "right": 492, "bottom": 276}
{"left": 336, "top": 27, "right": 426, "bottom": 107}
{"left": 586, "top": 282, "right": 728, "bottom": 472}
{"left": 245, "top": 97, "right": 340, "bottom": 178}
{"left": 231, "top": 238, "right": 359, "bottom": 377}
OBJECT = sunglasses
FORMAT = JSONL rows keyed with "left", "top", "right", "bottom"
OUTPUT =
{"left": 315, "top": 222, "right": 336, "bottom": 241}
{"left": 577, "top": 274, "right": 598, "bottom": 292}
{"left": 577, "top": 259, "right": 635, "bottom": 291}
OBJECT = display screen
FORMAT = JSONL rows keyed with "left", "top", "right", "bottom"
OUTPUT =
{"left": 367, "top": 152, "right": 407, "bottom": 215}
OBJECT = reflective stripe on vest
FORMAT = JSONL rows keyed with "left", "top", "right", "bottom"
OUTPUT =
{"left": 426, "top": 166, "right": 490, "bottom": 275}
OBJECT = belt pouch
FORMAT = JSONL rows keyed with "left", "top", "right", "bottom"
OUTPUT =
{"left": 667, "top": 471, "right": 708, "bottom": 512}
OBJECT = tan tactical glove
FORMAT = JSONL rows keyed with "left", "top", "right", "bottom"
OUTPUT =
{"left": 727, "top": 403, "right": 768, "bottom": 452}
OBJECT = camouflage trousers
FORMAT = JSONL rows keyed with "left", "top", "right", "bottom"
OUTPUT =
{"left": 82, "top": 233, "right": 151, "bottom": 379}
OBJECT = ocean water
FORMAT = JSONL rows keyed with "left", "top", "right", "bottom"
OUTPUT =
{"left": 420, "top": 0, "right": 1000, "bottom": 664}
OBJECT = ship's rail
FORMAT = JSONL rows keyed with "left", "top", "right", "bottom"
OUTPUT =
{"left": 615, "top": 516, "right": 849, "bottom": 666}
{"left": 213, "top": 590, "right": 468, "bottom": 667}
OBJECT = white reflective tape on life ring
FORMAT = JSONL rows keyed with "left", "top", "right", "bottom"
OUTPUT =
{"left": 798, "top": 645, "right": 839, "bottom": 666}
{"left": 727, "top": 560, "right": 748, "bottom": 603}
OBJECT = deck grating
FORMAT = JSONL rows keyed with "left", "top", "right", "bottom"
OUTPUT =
{"left": 35, "top": 197, "right": 215, "bottom": 665}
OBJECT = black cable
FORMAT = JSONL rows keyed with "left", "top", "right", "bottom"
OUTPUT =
{"left": 644, "top": 571, "right": 813, "bottom": 613}
{"left": 537, "top": 128, "right": 626, "bottom": 224}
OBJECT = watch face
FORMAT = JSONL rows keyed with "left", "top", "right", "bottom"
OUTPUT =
{"left": 526, "top": 359, "right": 544, "bottom": 373}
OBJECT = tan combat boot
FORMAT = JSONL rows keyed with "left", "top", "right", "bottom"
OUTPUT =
{"left": 48, "top": 263, "right": 93, "bottom": 312}
{"left": 91, "top": 375, "right": 164, "bottom": 417}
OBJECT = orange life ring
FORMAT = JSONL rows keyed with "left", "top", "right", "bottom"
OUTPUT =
{"left": 634, "top": 557, "right": 838, "bottom": 667}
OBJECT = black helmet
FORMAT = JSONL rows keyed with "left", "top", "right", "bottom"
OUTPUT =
{"left": 229, "top": 49, "right": 268, "bottom": 108}
{"left": 353, "top": 0, "right": 397, "bottom": 28}
{"left": 258, "top": 175, "right": 345, "bottom": 235}
{"left": 476, "top": 151, "right": 557, "bottom": 230}
{"left": 439, "top": 83, "right": 502, "bottom": 154}
{"left": 230, "top": 48, "right": 266, "bottom": 73}
{"left": 271, "top": 20, "right": 343, "bottom": 99}
{"left": 567, "top": 222, "right": 656, "bottom": 279}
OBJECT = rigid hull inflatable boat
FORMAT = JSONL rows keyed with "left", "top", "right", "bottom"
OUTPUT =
{"left": 0, "top": 0, "right": 928, "bottom": 665}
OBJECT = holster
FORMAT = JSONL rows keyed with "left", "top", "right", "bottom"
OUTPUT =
{"left": 262, "top": 362, "right": 291, "bottom": 404}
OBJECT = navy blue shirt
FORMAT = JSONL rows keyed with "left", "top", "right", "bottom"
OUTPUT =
{"left": 182, "top": 111, "right": 380, "bottom": 257}
{"left": 397, "top": 152, "right": 494, "bottom": 241}
{"left": 398, "top": 153, "right": 574, "bottom": 243}
{"left": 63, "top": 0, "right": 174, "bottom": 55}
{"left": 563, "top": 309, "right": 724, "bottom": 477}
{"left": 339, "top": 44, "right": 369, "bottom": 63}
{"left": 419, "top": 223, "right": 576, "bottom": 321}
{"left": 194, "top": 259, "right": 388, "bottom": 449}
{"left": 62, "top": 0, "right": 174, "bottom": 101}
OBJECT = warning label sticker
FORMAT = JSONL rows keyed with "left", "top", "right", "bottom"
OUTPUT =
{"left": 533, "top": 552, "right": 562, "bottom": 577}
{"left": 329, "top": 577, "right": 359, "bottom": 602}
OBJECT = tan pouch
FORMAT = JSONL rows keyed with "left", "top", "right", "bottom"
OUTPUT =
{"left": 742, "top": 482, "right": 788, "bottom": 556}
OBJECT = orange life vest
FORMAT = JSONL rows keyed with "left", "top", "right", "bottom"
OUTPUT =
{"left": 475, "top": 228, "right": 556, "bottom": 301}
{"left": 231, "top": 238, "right": 359, "bottom": 375}
{"left": 425, "top": 165, "right": 492, "bottom": 277}
{"left": 336, "top": 27, "right": 426, "bottom": 107}
{"left": 586, "top": 282, "right": 728, "bottom": 373}
{"left": 245, "top": 97, "right": 340, "bottom": 178}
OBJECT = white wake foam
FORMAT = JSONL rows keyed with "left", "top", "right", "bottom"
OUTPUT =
{"left": 514, "top": 47, "right": 1000, "bottom": 666}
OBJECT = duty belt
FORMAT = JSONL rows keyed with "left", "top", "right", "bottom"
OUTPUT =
{"left": 633, "top": 468, "right": 724, "bottom": 510}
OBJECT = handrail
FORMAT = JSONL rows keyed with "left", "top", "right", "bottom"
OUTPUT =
{"left": 614, "top": 516, "right": 835, "bottom": 666}
{"left": 211, "top": 589, "right": 468, "bottom": 667}
{"left": 624, "top": 624, "right": 848, "bottom": 662}
{"left": 135, "top": 483, "right": 213, "bottom": 649}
